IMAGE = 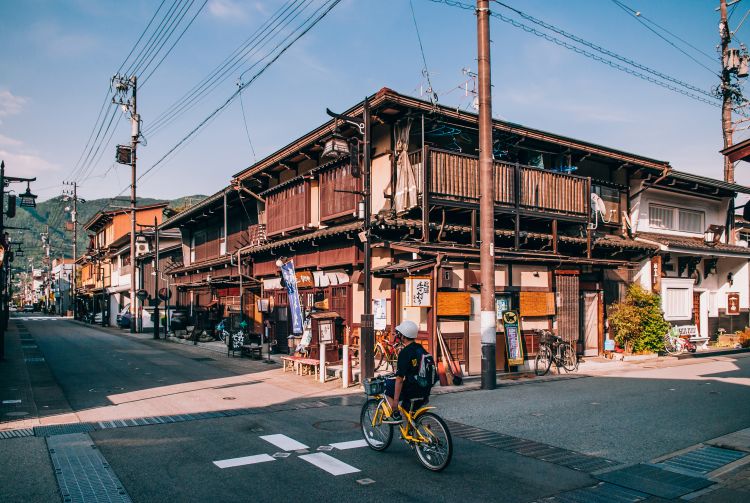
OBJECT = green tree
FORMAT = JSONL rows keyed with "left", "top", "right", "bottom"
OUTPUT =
{"left": 608, "top": 284, "right": 670, "bottom": 353}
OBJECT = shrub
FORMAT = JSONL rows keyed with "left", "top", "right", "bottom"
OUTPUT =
{"left": 608, "top": 284, "right": 670, "bottom": 354}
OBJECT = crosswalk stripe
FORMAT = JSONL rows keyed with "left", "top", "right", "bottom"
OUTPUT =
{"left": 329, "top": 439, "right": 368, "bottom": 450}
{"left": 213, "top": 454, "right": 275, "bottom": 469}
{"left": 260, "top": 434, "right": 309, "bottom": 451}
{"left": 298, "top": 453, "right": 360, "bottom": 476}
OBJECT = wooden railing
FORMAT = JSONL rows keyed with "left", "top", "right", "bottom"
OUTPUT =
{"left": 418, "top": 148, "right": 589, "bottom": 217}
{"left": 319, "top": 163, "right": 361, "bottom": 222}
{"left": 266, "top": 181, "right": 311, "bottom": 236}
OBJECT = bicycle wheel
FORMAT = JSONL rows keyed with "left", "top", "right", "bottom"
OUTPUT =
{"left": 360, "top": 398, "right": 393, "bottom": 451}
{"left": 561, "top": 343, "right": 578, "bottom": 372}
{"left": 663, "top": 335, "right": 677, "bottom": 355}
{"left": 414, "top": 412, "right": 453, "bottom": 471}
{"left": 535, "top": 346, "right": 552, "bottom": 376}
{"left": 374, "top": 344, "right": 386, "bottom": 371}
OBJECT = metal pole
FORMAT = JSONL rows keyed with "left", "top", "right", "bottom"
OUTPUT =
{"left": 478, "top": 0, "right": 497, "bottom": 389}
{"left": 72, "top": 182, "right": 78, "bottom": 319}
{"left": 130, "top": 75, "right": 139, "bottom": 333}
{"left": 360, "top": 97, "right": 374, "bottom": 381}
{"left": 153, "top": 216, "right": 160, "bottom": 339}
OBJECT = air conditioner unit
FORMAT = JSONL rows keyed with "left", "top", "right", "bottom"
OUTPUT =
{"left": 136, "top": 242, "right": 150, "bottom": 256}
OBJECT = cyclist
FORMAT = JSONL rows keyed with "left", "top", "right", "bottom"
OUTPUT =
{"left": 383, "top": 320, "right": 431, "bottom": 424}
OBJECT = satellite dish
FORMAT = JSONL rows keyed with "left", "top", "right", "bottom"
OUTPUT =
{"left": 471, "top": 96, "right": 479, "bottom": 111}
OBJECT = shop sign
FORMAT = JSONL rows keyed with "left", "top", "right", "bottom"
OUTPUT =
{"left": 502, "top": 310, "right": 525, "bottom": 366}
{"left": 727, "top": 292, "right": 740, "bottom": 316}
{"left": 651, "top": 256, "right": 662, "bottom": 293}
{"left": 519, "top": 291, "right": 555, "bottom": 317}
{"left": 373, "top": 298, "right": 387, "bottom": 330}
{"left": 295, "top": 270, "right": 314, "bottom": 289}
{"left": 436, "top": 292, "right": 471, "bottom": 316}
{"left": 405, "top": 277, "right": 431, "bottom": 307}
{"left": 281, "top": 260, "right": 304, "bottom": 334}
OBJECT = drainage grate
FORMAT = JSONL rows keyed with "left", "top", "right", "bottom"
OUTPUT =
{"left": 658, "top": 446, "right": 746, "bottom": 475}
{"left": 35, "top": 423, "right": 95, "bottom": 437}
{"left": 446, "top": 421, "right": 618, "bottom": 473}
{"left": 532, "top": 482, "right": 647, "bottom": 503}
{"left": 0, "top": 428, "right": 34, "bottom": 439}
{"left": 596, "top": 463, "right": 714, "bottom": 499}
{"left": 24, "top": 357, "right": 45, "bottom": 363}
{"left": 47, "top": 433, "right": 132, "bottom": 503}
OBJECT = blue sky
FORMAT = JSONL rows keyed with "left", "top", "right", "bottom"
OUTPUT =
{"left": 0, "top": 0, "right": 747, "bottom": 202}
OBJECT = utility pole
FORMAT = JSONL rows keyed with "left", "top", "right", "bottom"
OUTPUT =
{"left": 721, "top": 0, "right": 734, "bottom": 183}
{"left": 477, "top": 0, "right": 496, "bottom": 389}
{"left": 153, "top": 216, "right": 160, "bottom": 340}
{"left": 66, "top": 181, "right": 80, "bottom": 319}
{"left": 113, "top": 75, "right": 140, "bottom": 333}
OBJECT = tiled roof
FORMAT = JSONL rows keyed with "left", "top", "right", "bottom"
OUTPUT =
{"left": 243, "top": 222, "right": 363, "bottom": 255}
{"left": 637, "top": 232, "right": 750, "bottom": 255}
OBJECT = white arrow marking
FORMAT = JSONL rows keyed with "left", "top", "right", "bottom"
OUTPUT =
{"left": 260, "top": 434, "right": 309, "bottom": 451}
{"left": 329, "top": 439, "right": 368, "bottom": 450}
{"left": 298, "top": 453, "right": 360, "bottom": 476}
{"left": 213, "top": 454, "right": 275, "bottom": 468}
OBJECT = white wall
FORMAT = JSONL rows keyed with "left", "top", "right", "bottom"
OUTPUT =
{"left": 632, "top": 187, "right": 727, "bottom": 239}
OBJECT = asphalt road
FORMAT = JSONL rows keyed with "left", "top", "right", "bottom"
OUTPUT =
{"left": 3, "top": 315, "right": 750, "bottom": 502}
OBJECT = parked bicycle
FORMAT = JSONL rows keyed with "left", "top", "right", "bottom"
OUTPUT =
{"left": 663, "top": 327, "right": 696, "bottom": 355}
{"left": 361, "top": 375, "right": 452, "bottom": 471}
{"left": 534, "top": 329, "right": 578, "bottom": 376}
{"left": 374, "top": 330, "right": 404, "bottom": 371}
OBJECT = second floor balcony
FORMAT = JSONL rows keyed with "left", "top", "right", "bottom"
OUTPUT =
{"left": 411, "top": 147, "right": 592, "bottom": 220}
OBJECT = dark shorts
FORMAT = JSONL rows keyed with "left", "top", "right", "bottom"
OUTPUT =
{"left": 384, "top": 377, "right": 429, "bottom": 408}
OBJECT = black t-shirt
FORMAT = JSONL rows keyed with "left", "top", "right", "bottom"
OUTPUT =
{"left": 396, "top": 341, "right": 427, "bottom": 385}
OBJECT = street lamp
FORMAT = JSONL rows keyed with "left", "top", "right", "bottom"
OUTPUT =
{"left": 322, "top": 130, "right": 350, "bottom": 160}
{"left": 18, "top": 182, "right": 37, "bottom": 208}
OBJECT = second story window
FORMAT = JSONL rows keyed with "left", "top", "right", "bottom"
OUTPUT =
{"left": 649, "top": 204, "right": 704, "bottom": 234}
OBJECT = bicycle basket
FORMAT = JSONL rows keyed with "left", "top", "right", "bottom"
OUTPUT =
{"left": 363, "top": 377, "right": 386, "bottom": 396}
{"left": 539, "top": 331, "right": 554, "bottom": 345}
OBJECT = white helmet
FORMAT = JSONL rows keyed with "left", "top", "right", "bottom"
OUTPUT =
{"left": 395, "top": 320, "right": 418, "bottom": 339}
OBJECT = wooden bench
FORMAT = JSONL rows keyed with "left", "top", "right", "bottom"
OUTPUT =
{"left": 677, "top": 325, "right": 709, "bottom": 350}
{"left": 241, "top": 343, "right": 263, "bottom": 359}
{"left": 280, "top": 356, "right": 321, "bottom": 380}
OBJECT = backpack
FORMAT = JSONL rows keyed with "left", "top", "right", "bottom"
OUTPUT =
{"left": 415, "top": 353, "right": 439, "bottom": 389}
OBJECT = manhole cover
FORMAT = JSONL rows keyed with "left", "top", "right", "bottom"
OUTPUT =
{"left": 222, "top": 397, "right": 236, "bottom": 400}
{"left": 88, "top": 387, "right": 125, "bottom": 393}
{"left": 312, "top": 420, "right": 359, "bottom": 432}
{"left": 5, "top": 411, "right": 29, "bottom": 417}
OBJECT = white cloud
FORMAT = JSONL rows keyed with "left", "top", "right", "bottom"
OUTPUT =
{"left": 208, "top": 0, "right": 248, "bottom": 21}
{"left": 0, "top": 133, "right": 24, "bottom": 148}
{"left": 0, "top": 148, "right": 60, "bottom": 178}
{"left": 0, "top": 90, "right": 28, "bottom": 121}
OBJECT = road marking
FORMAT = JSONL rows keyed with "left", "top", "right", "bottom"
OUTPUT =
{"left": 298, "top": 452, "right": 360, "bottom": 476}
{"left": 330, "top": 439, "right": 368, "bottom": 450}
{"left": 260, "top": 434, "right": 309, "bottom": 451}
{"left": 2, "top": 400, "right": 22, "bottom": 404}
{"left": 213, "top": 454, "right": 275, "bottom": 469}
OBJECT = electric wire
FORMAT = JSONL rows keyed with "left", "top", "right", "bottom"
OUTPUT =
{"left": 140, "top": 0, "right": 208, "bottom": 86}
{"left": 426, "top": 0, "right": 721, "bottom": 108}
{"left": 609, "top": 0, "right": 719, "bottom": 74}
{"left": 733, "top": 8, "right": 750, "bottom": 35}
{"left": 117, "top": 0, "right": 168, "bottom": 75}
{"left": 409, "top": 0, "right": 438, "bottom": 106}
{"left": 237, "top": 85, "right": 258, "bottom": 162}
{"left": 493, "top": 0, "right": 718, "bottom": 91}
{"left": 137, "top": 0, "right": 342, "bottom": 184}
{"left": 126, "top": 0, "right": 184, "bottom": 76}
{"left": 133, "top": 0, "right": 195, "bottom": 78}
{"left": 145, "top": 0, "right": 309, "bottom": 136}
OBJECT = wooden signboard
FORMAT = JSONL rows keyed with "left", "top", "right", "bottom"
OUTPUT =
{"left": 437, "top": 292, "right": 471, "bottom": 316}
{"left": 295, "top": 270, "right": 314, "bottom": 289}
{"left": 727, "top": 292, "right": 740, "bottom": 315}
{"left": 651, "top": 255, "right": 662, "bottom": 293}
{"left": 519, "top": 291, "right": 555, "bottom": 317}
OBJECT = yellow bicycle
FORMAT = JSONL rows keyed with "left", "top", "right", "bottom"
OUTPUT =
{"left": 360, "top": 376, "right": 452, "bottom": 471}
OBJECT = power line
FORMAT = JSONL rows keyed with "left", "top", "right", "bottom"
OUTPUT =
{"left": 237, "top": 83, "right": 258, "bottom": 162}
{"left": 145, "top": 0, "right": 310, "bottom": 136}
{"left": 426, "top": 0, "right": 721, "bottom": 108}
{"left": 493, "top": 1, "right": 719, "bottom": 92}
{"left": 126, "top": 0, "right": 184, "bottom": 76}
{"left": 409, "top": 0, "right": 438, "bottom": 106}
{"left": 138, "top": 0, "right": 342, "bottom": 184}
{"left": 609, "top": 0, "right": 719, "bottom": 74}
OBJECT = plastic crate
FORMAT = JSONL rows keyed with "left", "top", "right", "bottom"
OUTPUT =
{"left": 363, "top": 377, "right": 385, "bottom": 396}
